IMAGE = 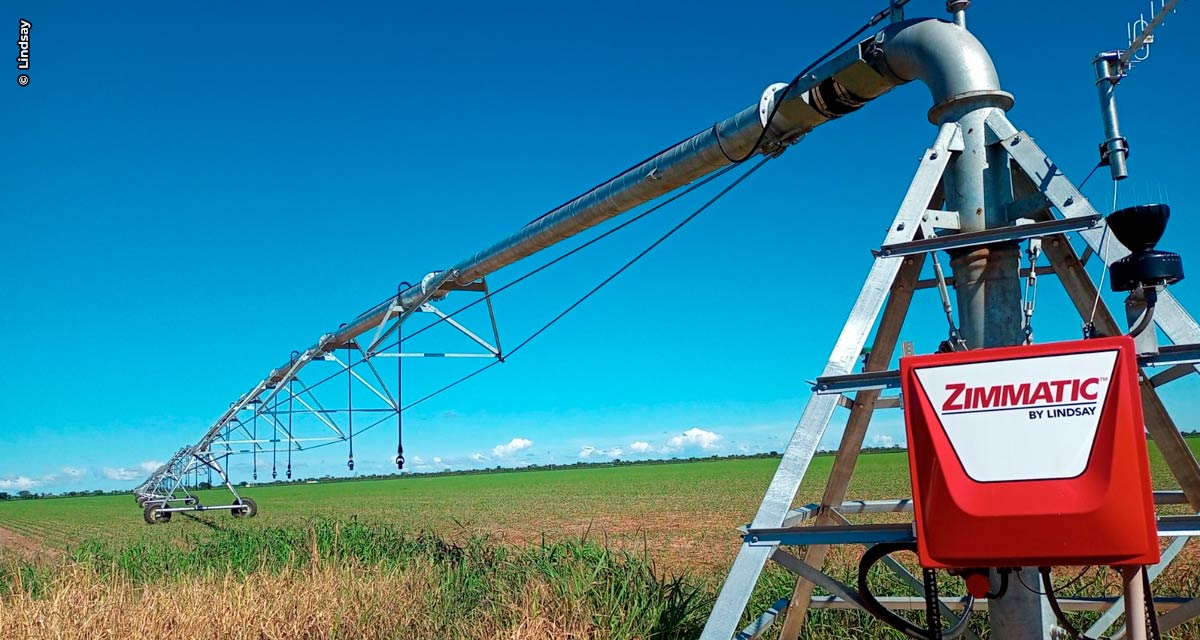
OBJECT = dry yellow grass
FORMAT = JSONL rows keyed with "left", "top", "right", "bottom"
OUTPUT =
{"left": 0, "top": 560, "right": 622, "bottom": 640}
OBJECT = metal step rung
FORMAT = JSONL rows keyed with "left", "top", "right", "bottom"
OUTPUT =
{"left": 807, "top": 595, "right": 1191, "bottom": 612}
{"left": 876, "top": 214, "right": 1101, "bottom": 258}
{"left": 813, "top": 369, "right": 902, "bottom": 394}
{"left": 747, "top": 515, "right": 1200, "bottom": 547}
{"left": 1141, "top": 343, "right": 1200, "bottom": 368}
{"left": 815, "top": 346, "right": 1200, "bottom": 396}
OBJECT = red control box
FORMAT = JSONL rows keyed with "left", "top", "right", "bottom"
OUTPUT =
{"left": 901, "top": 336, "right": 1159, "bottom": 569}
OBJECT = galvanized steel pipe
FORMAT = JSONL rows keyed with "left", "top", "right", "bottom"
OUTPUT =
{"left": 154, "top": 16, "right": 1020, "bottom": 482}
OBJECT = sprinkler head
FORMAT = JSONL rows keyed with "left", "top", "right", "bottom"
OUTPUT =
{"left": 1106, "top": 204, "right": 1184, "bottom": 292}
{"left": 347, "top": 458, "right": 355, "bottom": 471}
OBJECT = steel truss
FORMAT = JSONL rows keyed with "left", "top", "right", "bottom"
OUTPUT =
{"left": 133, "top": 282, "right": 504, "bottom": 523}
{"left": 701, "top": 115, "right": 1200, "bottom": 639}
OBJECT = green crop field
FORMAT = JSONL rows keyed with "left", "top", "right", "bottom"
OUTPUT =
{"left": 2, "top": 443, "right": 1198, "bottom": 638}
{"left": 0, "top": 454, "right": 916, "bottom": 573}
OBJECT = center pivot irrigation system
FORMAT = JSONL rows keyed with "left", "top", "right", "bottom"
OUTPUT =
{"left": 133, "top": 1, "right": 1200, "bottom": 638}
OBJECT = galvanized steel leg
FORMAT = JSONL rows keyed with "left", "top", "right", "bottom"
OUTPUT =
{"left": 699, "top": 124, "right": 957, "bottom": 639}
{"left": 776, "top": 251, "right": 926, "bottom": 640}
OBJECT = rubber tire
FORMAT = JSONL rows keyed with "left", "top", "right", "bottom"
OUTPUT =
{"left": 143, "top": 503, "right": 172, "bottom": 525}
{"left": 184, "top": 497, "right": 199, "bottom": 507}
{"left": 231, "top": 496, "right": 257, "bottom": 518}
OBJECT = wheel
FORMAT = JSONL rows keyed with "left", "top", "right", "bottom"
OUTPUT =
{"left": 143, "top": 503, "right": 172, "bottom": 525}
{"left": 136, "top": 496, "right": 147, "bottom": 507}
{"left": 231, "top": 496, "right": 257, "bottom": 518}
{"left": 184, "top": 497, "right": 199, "bottom": 507}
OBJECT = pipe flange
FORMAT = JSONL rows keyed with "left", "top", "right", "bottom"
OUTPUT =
{"left": 928, "top": 89, "right": 1014, "bottom": 124}
{"left": 758, "top": 82, "right": 790, "bottom": 130}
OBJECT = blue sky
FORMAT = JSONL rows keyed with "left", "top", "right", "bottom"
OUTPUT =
{"left": 4, "top": 1, "right": 1200, "bottom": 494}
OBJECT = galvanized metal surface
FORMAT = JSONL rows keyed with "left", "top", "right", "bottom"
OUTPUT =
{"left": 700, "top": 124, "right": 953, "bottom": 640}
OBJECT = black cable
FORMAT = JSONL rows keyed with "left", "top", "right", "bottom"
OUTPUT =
{"left": 1128, "top": 288, "right": 1158, "bottom": 338}
{"left": 1017, "top": 565, "right": 1093, "bottom": 596}
{"left": 1040, "top": 567, "right": 1098, "bottom": 640}
{"left": 985, "top": 569, "right": 1009, "bottom": 599}
{"left": 717, "top": 0, "right": 910, "bottom": 164}
{"left": 857, "top": 541, "right": 974, "bottom": 640}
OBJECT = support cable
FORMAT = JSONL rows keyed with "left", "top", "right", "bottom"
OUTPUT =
{"left": 380, "top": 162, "right": 743, "bottom": 353}
{"left": 281, "top": 163, "right": 744, "bottom": 408}
{"left": 305, "top": 156, "right": 770, "bottom": 448}
{"left": 401, "top": 155, "right": 770, "bottom": 413}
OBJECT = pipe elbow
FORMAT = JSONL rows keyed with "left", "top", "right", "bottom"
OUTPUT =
{"left": 872, "top": 18, "right": 1013, "bottom": 124}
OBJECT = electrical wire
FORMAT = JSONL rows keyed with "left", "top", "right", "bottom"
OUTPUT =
{"left": 716, "top": 0, "right": 910, "bottom": 164}
{"left": 1017, "top": 565, "right": 1094, "bottom": 597}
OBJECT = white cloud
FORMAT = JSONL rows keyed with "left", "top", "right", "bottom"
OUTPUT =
{"left": 579, "top": 445, "right": 624, "bottom": 459}
{"left": 492, "top": 437, "right": 532, "bottom": 458}
{"left": 871, "top": 433, "right": 902, "bottom": 448}
{"left": 432, "top": 457, "right": 444, "bottom": 465}
{"left": 667, "top": 427, "right": 722, "bottom": 451}
{"left": 139, "top": 460, "right": 165, "bottom": 473}
{"left": 102, "top": 467, "right": 141, "bottom": 481}
{"left": 0, "top": 476, "right": 40, "bottom": 491}
{"left": 61, "top": 466, "right": 87, "bottom": 480}
{"left": 629, "top": 441, "right": 653, "bottom": 453}
{"left": 470, "top": 452, "right": 488, "bottom": 462}
{"left": 411, "top": 456, "right": 424, "bottom": 465}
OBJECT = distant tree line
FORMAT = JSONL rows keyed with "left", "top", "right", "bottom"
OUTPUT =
{"left": 7, "top": 433, "right": 1196, "bottom": 500}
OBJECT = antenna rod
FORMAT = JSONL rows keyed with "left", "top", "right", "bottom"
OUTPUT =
{"left": 1094, "top": 52, "right": 1130, "bottom": 181}
{"left": 1095, "top": 0, "right": 1185, "bottom": 181}
{"left": 1121, "top": 0, "right": 1183, "bottom": 66}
